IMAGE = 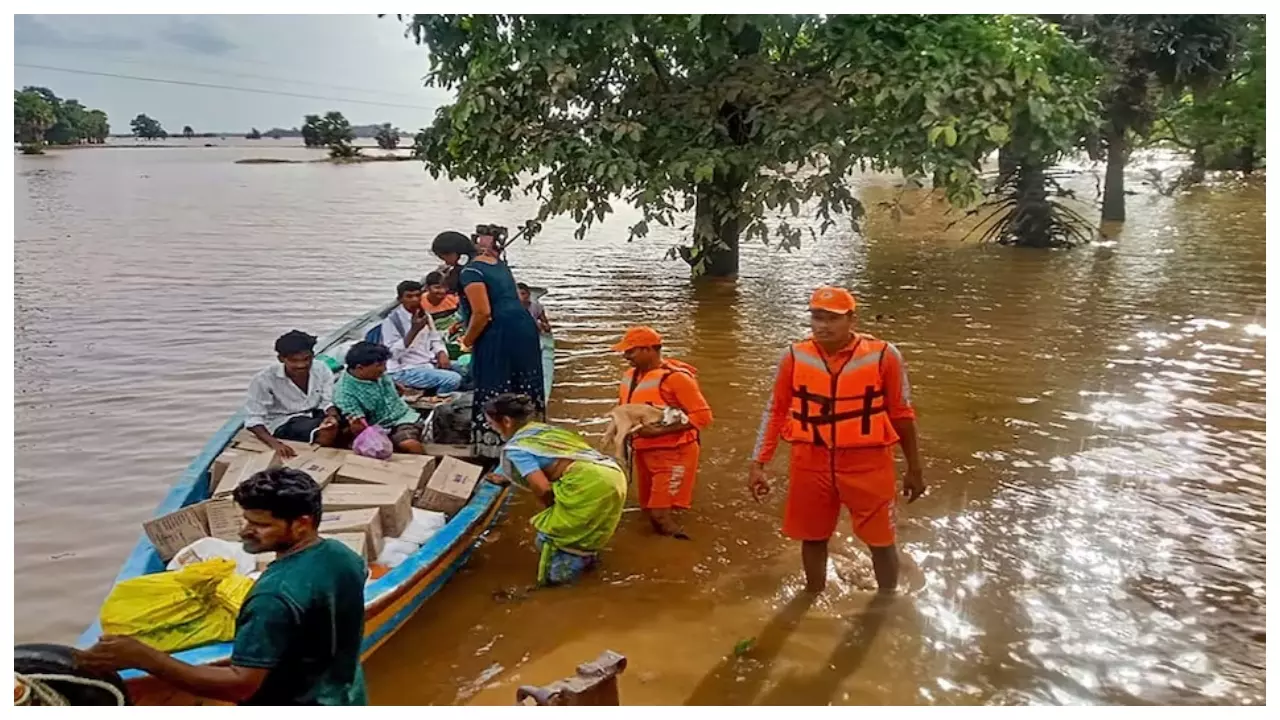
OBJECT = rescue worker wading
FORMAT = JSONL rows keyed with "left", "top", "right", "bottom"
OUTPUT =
{"left": 748, "top": 287, "right": 925, "bottom": 594}
{"left": 613, "top": 326, "right": 713, "bottom": 539}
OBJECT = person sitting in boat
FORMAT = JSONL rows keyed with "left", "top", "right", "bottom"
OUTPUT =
{"left": 380, "top": 280, "right": 463, "bottom": 395}
{"left": 518, "top": 282, "right": 553, "bottom": 336}
{"left": 242, "top": 330, "right": 343, "bottom": 459}
{"left": 334, "top": 341, "right": 427, "bottom": 454}
{"left": 421, "top": 270, "right": 461, "bottom": 332}
{"left": 485, "top": 392, "right": 626, "bottom": 587}
{"left": 75, "top": 468, "right": 369, "bottom": 705}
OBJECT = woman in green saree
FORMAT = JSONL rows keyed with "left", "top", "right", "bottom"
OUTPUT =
{"left": 484, "top": 393, "right": 627, "bottom": 586}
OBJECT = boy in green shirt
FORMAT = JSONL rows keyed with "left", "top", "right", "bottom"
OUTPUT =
{"left": 333, "top": 341, "right": 426, "bottom": 454}
{"left": 76, "top": 468, "right": 369, "bottom": 705}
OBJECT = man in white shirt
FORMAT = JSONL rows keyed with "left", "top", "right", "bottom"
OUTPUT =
{"left": 381, "top": 280, "right": 463, "bottom": 394}
{"left": 244, "top": 330, "right": 342, "bottom": 458}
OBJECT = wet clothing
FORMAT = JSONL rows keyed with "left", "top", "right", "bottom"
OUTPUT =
{"left": 633, "top": 442, "right": 700, "bottom": 510}
{"left": 617, "top": 359, "right": 712, "bottom": 509}
{"left": 231, "top": 539, "right": 368, "bottom": 705}
{"left": 458, "top": 259, "right": 545, "bottom": 451}
{"left": 499, "top": 422, "right": 626, "bottom": 585}
{"left": 333, "top": 374, "right": 420, "bottom": 430}
{"left": 754, "top": 334, "right": 914, "bottom": 546}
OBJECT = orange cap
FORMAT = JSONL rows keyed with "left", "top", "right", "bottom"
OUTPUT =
{"left": 612, "top": 326, "right": 663, "bottom": 352}
{"left": 809, "top": 286, "right": 857, "bottom": 314}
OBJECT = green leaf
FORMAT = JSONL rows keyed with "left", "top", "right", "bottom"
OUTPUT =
{"left": 693, "top": 161, "right": 715, "bottom": 184}
{"left": 986, "top": 123, "right": 1009, "bottom": 144}
{"left": 941, "top": 125, "right": 958, "bottom": 147}
{"left": 927, "top": 125, "right": 946, "bottom": 145}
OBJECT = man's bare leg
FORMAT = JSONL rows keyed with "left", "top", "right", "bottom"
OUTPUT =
{"left": 645, "top": 508, "right": 689, "bottom": 539}
{"left": 801, "top": 539, "right": 829, "bottom": 593}
{"left": 869, "top": 545, "right": 899, "bottom": 594}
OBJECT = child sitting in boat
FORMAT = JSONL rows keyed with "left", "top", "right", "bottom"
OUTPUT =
{"left": 333, "top": 342, "right": 427, "bottom": 454}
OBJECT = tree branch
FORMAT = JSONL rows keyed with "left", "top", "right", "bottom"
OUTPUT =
{"left": 636, "top": 41, "right": 670, "bottom": 90}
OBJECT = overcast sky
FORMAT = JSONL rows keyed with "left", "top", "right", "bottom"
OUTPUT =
{"left": 13, "top": 14, "right": 454, "bottom": 133}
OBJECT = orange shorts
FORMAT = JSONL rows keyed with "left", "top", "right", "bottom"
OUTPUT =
{"left": 633, "top": 442, "right": 700, "bottom": 510}
{"left": 782, "top": 444, "right": 898, "bottom": 547}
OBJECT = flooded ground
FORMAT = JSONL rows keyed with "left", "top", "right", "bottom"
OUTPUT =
{"left": 13, "top": 144, "right": 1266, "bottom": 704}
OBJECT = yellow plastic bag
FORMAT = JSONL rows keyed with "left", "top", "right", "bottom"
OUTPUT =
{"left": 100, "top": 558, "right": 254, "bottom": 653}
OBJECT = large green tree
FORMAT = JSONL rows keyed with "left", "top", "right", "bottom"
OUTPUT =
{"left": 1053, "top": 14, "right": 1244, "bottom": 222}
{"left": 19, "top": 86, "right": 109, "bottom": 146}
{"left": 301, "top": 114, "right": 324, "bottom": 147}
{"left": 130, "top": 113, "right": 166, "bottom": 140}
{"left": 84, "top": 110, "right": 109, "bottom": 143}
{"left": 397, "top": 14, "right": 1098, "bottom": 277}
{"left": 317, "top": 110, "right": 358, "bottom": 158}
{"left": 13, "top": 89, "right": 56, "bottom": 153}
{"left": 375, "top": 123, "right": 401, "bottom": 150}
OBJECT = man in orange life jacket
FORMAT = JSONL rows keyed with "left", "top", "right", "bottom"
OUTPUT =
{"left": 613, "top": 326, "right": 713, "bottom": 539}
{"left": 748, "top": 287, "right": 924, "bottom": 594}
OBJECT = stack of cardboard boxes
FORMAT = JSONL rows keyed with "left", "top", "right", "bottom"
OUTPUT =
{"left": 144, "top": 430, "right": 486, "bottom": 569}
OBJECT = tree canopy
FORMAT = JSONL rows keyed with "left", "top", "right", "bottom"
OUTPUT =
{"left": 130, "top": 113, "right": 166, "bottom": 140}
{"left": 14, "top": 87, "right": 109, "bottom": 149}
{"left": 375, "top": 123, "right": 401, "bottom": 150}
{"left": 398, "top": 14, "right": 1098, "bottom": 276}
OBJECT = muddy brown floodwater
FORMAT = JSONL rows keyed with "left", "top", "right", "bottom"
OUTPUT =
{"left": 13, "top": 143, "right": 1266, "bottom": 705}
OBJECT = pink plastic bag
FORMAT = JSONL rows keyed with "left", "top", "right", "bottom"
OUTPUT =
{"left": 352, "top": 425, "right": 394, "bottom": 460}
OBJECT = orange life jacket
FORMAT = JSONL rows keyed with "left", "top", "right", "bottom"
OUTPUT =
{"left": 782, "top": 337, "right": 899, "bottom": 448}
{"left": 618, "top": 359, "right": 700, "bottom": 450}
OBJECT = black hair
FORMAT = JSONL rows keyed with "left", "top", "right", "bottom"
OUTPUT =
{"left": 275, "top": 330, "right": 317, "bottom": 357}
{"left": 396, "top": 279, "right": 424, "bottom": 298}
{"left": 432, "top": 230, "right": 476, "bottom": 258}
{"left": 516, "top": 282, "right": 530, "bottom": 292}
{"left": 483, "top": 392, "right": 537, "bottom": 424}
{"left": 233, "top": 467, "right": 323, "bottom": 525}
{"left": 346, "top": 340, "right": 392, "bottom": 370}
{"left": 425, "top": 271, "right": 445, "bottom": 287}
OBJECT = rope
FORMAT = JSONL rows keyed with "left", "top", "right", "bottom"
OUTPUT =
{"left": 14, "top": 673, "right": 127, "bottom": 707}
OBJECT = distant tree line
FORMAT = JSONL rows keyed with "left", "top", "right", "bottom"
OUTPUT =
{"left": 13, "top": 86, "right": 109, "bottom": 153}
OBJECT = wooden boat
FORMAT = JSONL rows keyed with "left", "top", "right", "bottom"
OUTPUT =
{"left": 71, "top": 289, "right": 554, "bottom": 705}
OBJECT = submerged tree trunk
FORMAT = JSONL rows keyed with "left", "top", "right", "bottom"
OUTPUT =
{"left": 1101, "top": 130, "right": 1128, "bottom": 223}
{"left": 689, "top": 178, "right": 742, "bottom": 278}
{"left": 1010, "top": 160, "right": 1052, "bottom": 248}
{"left": 1240, "top": 145, "right": 1256, "bottom": 175}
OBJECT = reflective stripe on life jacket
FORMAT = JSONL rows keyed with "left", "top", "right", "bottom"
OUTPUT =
{"left": 618, "top": 361, "right": 700, "bottom": 450}
{"left": 782, "top": 337, "right": 899, "bottom": 448}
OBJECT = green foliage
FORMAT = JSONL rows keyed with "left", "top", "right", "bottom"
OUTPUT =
{"left": 1152, "top": 16, "right": 1264, "bottom": 172}
{"left": 182, "top": 125, "right": 195, "bottom": 138}
{"left": 317, "top": 111, "right": 358, "bottom": 158}
{"left": 398, "top": 14, "right": 1098, "bottom": 276}
{"left": 130, "top": 113, "right": 166, "bottom": 140}
{"left": 301, "top": 114, "right": 324, "bottom": 148}
{"left": 16, "top": 86, "right": 109, "bottom": 146}
{"left": 375, "top": 123, "right": 401, "bottom": 150}
{"left": 14, "top": 89, "right": 56, "bottom": 151}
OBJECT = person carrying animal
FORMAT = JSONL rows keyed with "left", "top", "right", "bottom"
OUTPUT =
{"left": 612, "top": 326, "right": 712, "bottom": 539}
{"left": 747, "top": 286, "right": 925, "bottom": 595}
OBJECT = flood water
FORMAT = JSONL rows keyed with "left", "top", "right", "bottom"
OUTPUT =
{"left": 13, "top": 142, "right": 1266, "bottom": 705}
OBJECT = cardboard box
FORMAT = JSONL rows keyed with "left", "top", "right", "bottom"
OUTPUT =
{"left": 204, "top": 497, "right": 244, "bottom": 542}
{"left": 285, "top": 452, "right": 342, "bottom": 489}
{"left": 319, "top": 508, "right": 384, "bottom": 558}
{"left": 417, "top": 456, "right": 485, "bottom": 515}
{"left": 211, "top": 449, "right": 250, "bottom": 489}
{"left": 233, "top": 429, "right": 313, "bottom": 455}
{"left": 323, "top": 532, "right": 370, "bottom": 563}
{"left": 310, "top": 446, "right": 348, "bottom": 462}
{"left": 143, "top": 502, "right": 211, "bottom": 561}
{"left": 214, "top": 449, "right": 283, "bottom": 497}
{"left": 337, "top": 455, "right": 437, "bottom": 498}
{"left": 322, "top": 484, "right": 412, "bottom": 537}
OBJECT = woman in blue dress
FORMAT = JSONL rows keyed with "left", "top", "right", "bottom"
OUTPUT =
{"left": 431, "top": 230, "right": 545, "bottom": 452}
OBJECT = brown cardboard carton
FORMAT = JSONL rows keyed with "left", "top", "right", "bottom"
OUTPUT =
{"left": 334, "top": 462, "right": 408, "bottom": 487}
{"left": 204, "top": 497, "right": 244, "bottom": 542}
{"left": 418, "top": 456, "right": 485, "bottom": 515}
{"left": 319, "top": 508, "right": 384, "bottom": 558}
{"left": 322, "top": 484, "right": 412, "bottom": 537}
{"left": 285, "top": 452, "right": 342, "bottom": 489}
{"left": 310, "top": 446, "right": 348, "bottom": 462}
{"left": 323, "top": 532, "right": 370, "bottom": 562}
{"left": 211, "top": 449, "right": 250, "bottom": 490}
{"left": 233, "top": 429, "right": 313, "bottom": 455}
{"left": 143, "top": 503, "right": 210, "bottom": 561}
{"left": 214, "top": 449, "right": 283, "bottom": 497}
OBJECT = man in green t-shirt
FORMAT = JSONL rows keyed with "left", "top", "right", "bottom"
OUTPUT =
{"left": 76, "top": 468, "right": 369, "bottom": 705}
